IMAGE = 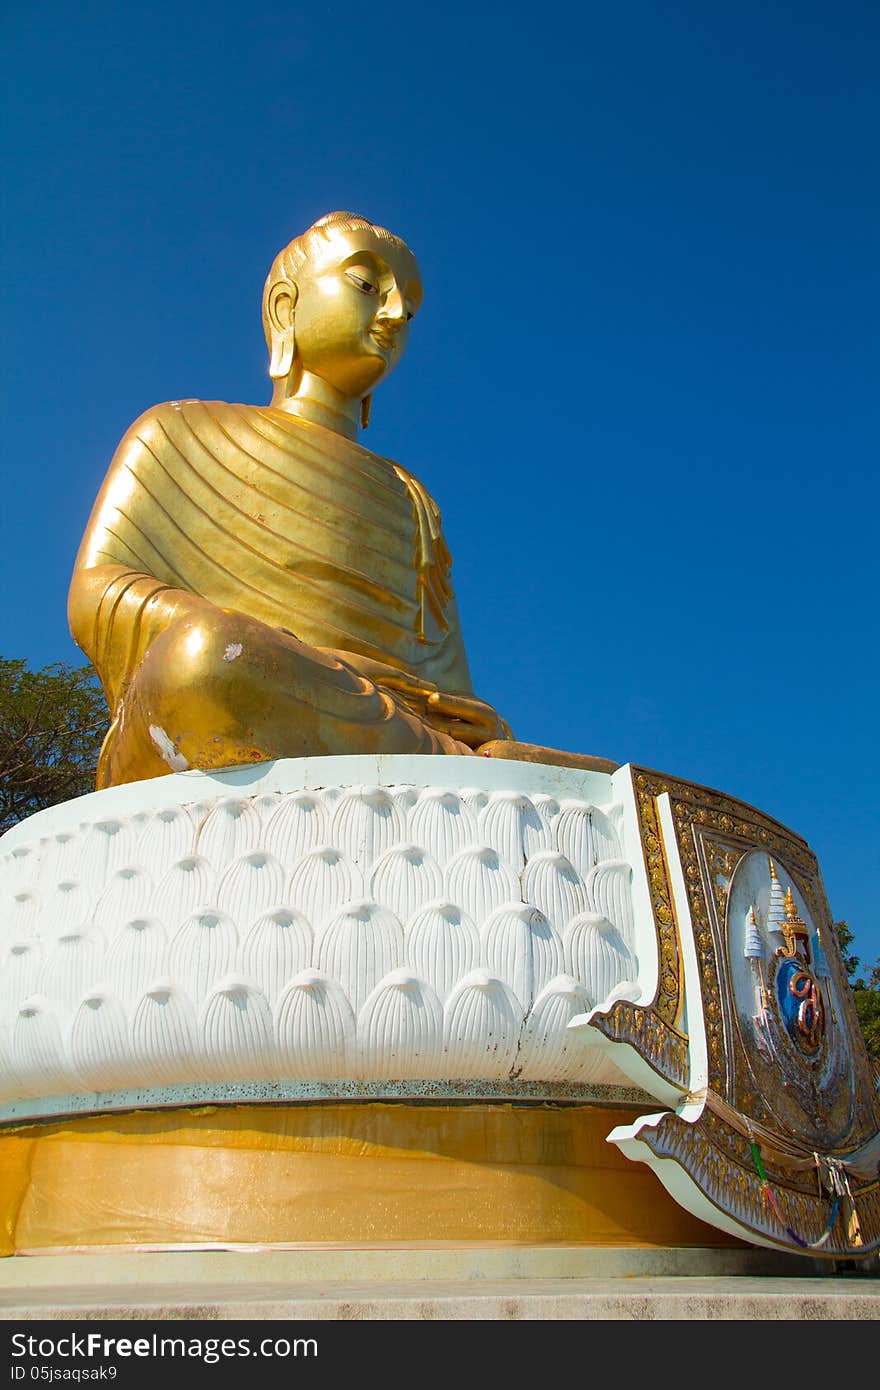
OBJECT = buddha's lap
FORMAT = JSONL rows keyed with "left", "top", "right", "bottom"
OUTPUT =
{"left": 96, "top": 610, "right": 469, "bottom": 786}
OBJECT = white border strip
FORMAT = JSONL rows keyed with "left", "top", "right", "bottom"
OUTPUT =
{"left": 0, "top": 754, "right": 617, "bottom": 850}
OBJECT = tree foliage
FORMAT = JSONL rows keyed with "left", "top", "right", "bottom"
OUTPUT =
{"left": 853, "top": 987, "right": 880, "bottom": 1065}
{"left": 833, "top": 920, "right": 880, "bottom": 1065}
{"left": 0, "top": 658, "right": 107, "bottom": 834}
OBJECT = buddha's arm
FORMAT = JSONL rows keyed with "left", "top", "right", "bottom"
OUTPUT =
{"left": 67, "top": 407, "right": 218, "bottom": 713}
{"left": 68, "top": 562, "right": 217, "bottom": 714}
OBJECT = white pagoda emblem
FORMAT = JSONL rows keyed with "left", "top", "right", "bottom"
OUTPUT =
{"left": 744, "top": 858, "right": 829, "bottom": 1059}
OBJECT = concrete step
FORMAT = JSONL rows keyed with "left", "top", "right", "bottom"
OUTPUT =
{"left": 0, "top": 1247, "right": 877, "bottom": 1320}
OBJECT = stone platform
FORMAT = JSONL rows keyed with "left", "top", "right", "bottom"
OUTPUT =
{"left": 0, "top": 1249, "right": 877, "bottom": 1321}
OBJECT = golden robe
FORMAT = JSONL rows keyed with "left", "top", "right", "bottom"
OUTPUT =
{"left": 69, "top": 401, "right": 507, "bottom": 786}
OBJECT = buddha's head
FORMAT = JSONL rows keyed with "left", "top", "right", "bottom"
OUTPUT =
{"left": 262, "top": 212, "right": 423, "bottom": 420}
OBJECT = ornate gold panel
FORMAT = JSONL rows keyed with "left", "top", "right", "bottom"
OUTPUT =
{"left": 607, "top": 767, "right": 879, "bottom": 1258}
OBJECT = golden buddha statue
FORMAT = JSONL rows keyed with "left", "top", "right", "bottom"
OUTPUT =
{"left": 70, "top": 212, "right": 614, "bottom": 788}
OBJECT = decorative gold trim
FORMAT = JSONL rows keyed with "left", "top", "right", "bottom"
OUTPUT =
{"left": 587, "top": 1001, "right": 689, "bottom": 1090}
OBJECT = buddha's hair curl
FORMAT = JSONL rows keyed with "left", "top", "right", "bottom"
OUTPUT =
{"left": 262, "top": 212, "right": 414, "bottom": 348}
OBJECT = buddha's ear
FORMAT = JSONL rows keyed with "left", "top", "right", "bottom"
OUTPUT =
{"left": 266, "top": 279, "right": 298, "bottom": 380}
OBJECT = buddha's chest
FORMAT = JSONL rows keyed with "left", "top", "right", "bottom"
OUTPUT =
{"left": 225, "top": 454, "right": 418, "bottom": 596}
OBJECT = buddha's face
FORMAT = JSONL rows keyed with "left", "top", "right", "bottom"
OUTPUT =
{"left": 287, "top": 227, "right": 422, "bottom": 399}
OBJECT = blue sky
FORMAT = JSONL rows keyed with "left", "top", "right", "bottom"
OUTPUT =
{"left": 2, "top": 2, "right": 878, "bottom": 965}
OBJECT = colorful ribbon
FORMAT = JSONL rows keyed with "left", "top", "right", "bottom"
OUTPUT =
{"left": 749, "top": 1138, "right": 841, "bottom": 1249}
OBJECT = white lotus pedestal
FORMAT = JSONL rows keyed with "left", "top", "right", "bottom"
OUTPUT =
{"left": 0, "top": 754, "right": 877, "bottom": 1259}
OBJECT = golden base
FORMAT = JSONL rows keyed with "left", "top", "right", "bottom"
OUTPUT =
{"left": 0, "top": 1103, "right": 742, "bottom": 1253}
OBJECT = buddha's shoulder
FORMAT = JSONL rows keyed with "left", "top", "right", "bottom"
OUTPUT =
{"left": 112, "top": 401, "right": 410, "bottom": 488}
{"left": 117, "top": 399, "right": 250, "bottom": 440}
{"left": 111, "top": 400, "right": 291, "bottom": 464}
{"left": 119, "top": 400, "right": 354, "bottom": 450}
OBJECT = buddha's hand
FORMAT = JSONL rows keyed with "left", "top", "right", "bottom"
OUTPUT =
{"left": 318, "top": 649, "right": 509, "bottom": 749}
{"left": 423, "top": 691, "right": 510, "bottom": 748}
